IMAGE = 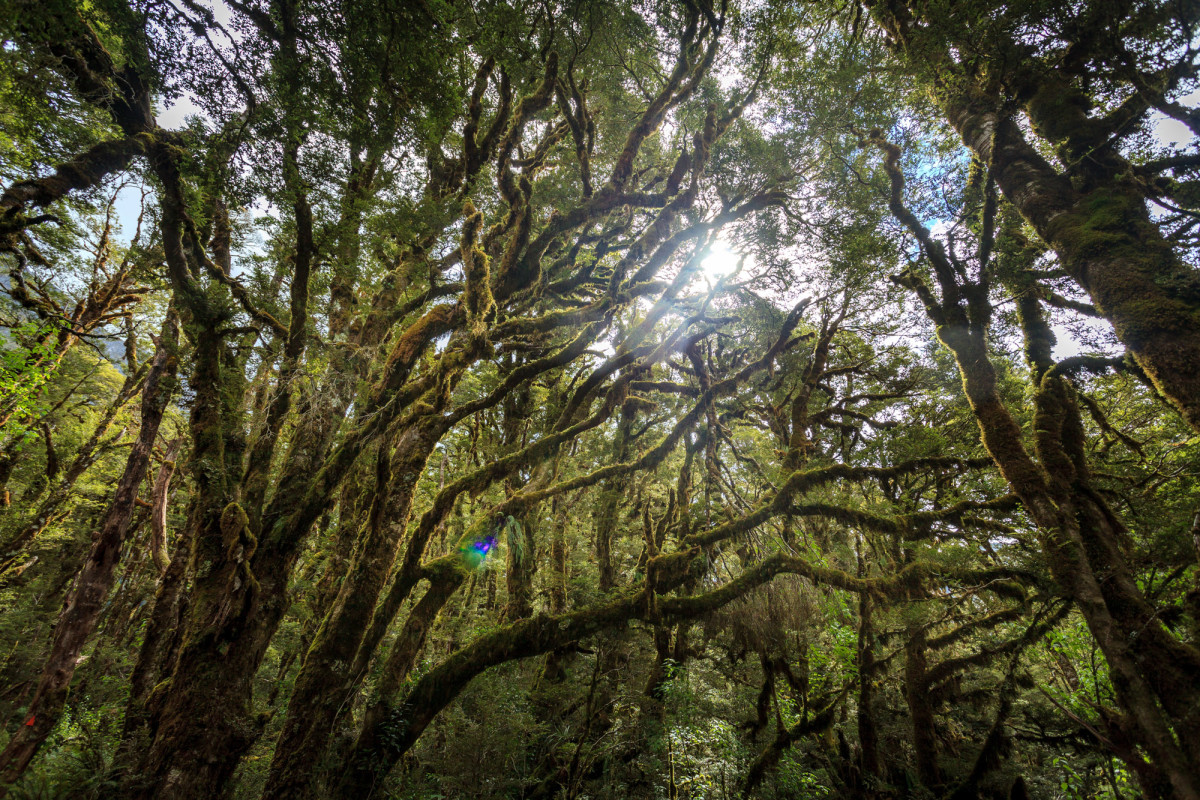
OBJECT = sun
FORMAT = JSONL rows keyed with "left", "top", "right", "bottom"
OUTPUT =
{"left": 701, "top": 240, "right": 741, "bottom": 280}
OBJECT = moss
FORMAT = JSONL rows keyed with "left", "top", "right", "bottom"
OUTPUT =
{"left": 1037, "top": 186, "right": 1200, "bottom": 430}
{"left": 460, "top": 202, "right": 496, "bottom": 341}
{"left": 1022, "top": 77, "right": 1098, "bottom": 160}
{"left": 1047, "top": 193, "right": 1138, "bottom": 263}
{"left": 220, "top": 502, "right": 250, "bottom": 558}
{"left": 145, "top": 678, "right": 173, "bottom": 715}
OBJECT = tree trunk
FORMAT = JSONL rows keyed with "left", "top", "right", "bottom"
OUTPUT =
{"left": 877, "top": 128, "right": 1200, "bottom": 797}
{"left": 953, "top": 99, "right": 1200, "bottom": 432}
{"left": 549, "top": 498, "right": 569, "bottom": 615}
{"left": 504, "top": 512, "right": 536, "bottom": 621}
{"left": 119, "top": 496, "right": 196, "bottom": 755}
{"left": 345, "top": 569, "right": 466, "bottom": 793}
{"left": 593, "top": 400, "right": 637, "bottom": 592}
{"left": 262, "top": 419, "right": 446, "bottom": 800}
{"left": 148, "top": 438, "right": 181, "bottom": 576}
{"left": 904, "top": 621, "right": 939, "bottom": 789}
{"left": 865, "top": 0, "right": 1200, "bottom": 432}
{"left": 856, "top": 591, "right": 879, "bottom": 783}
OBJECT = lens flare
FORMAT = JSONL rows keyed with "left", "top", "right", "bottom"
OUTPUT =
{"left": 460, "top": 534, "right": 498, "bottom": 568}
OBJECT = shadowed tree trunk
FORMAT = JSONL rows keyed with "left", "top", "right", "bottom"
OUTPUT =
{"left": 10, "top": 3, "right": 1182, "bottom": 799}
{"left": 593, "top": 394, "right": 639, "bottom": 593}
{"left": 904, "top": 618, "right": 939, "bottom": 789}
{"left": 119, "top": 495, "right": 195, "bottom": 754}
{"left": 856, "top": 580, "right": 879, "bottom": 784}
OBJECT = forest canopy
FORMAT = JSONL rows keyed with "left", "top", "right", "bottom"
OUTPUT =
{"left": 0, "top": 0, "right": 1197, "bottom": 797}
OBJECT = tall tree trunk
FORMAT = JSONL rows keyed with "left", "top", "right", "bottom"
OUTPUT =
{"left": 955, "top": 101, "right": 1200, "bottom": 431}
{"left": 549, "top": 497, "right": 569, "bottom": 615}
{"left": 504, "top": 512, "right": 536, "bottom": 621}
{"left": 148, "top": 438, "right": 181, "bottom": 576}
{"left": 856, "top": 590, "right": 879, "bottom": 783}
{"left": 877, "top": 127, "right": 1200, "bottom": 798}
{"left": 500, "top": 382, "right": 536, "bottom": 622}
{"left": 346, "top": 569, "right": 466, "bottom": 790}
{"left": 903, "top": 620, "right": 939, "bottom": 789}
{"left": 593, "top": 400, "right": 637, "bottom": 592}
{"left": 119, "top": 497, "right": 194, "bottom": 753}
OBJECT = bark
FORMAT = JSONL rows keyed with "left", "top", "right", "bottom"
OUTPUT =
{"left": 118, "top": 497, "right": 195, "bottom": 754}
{"left": 644, "top": 625, "right": 674, "bottom": 702}
{"left": 539, "top": 497, "right": 573, "bottom": 682}
{"left": 917, "top": 283, "right": 1199, "bottom": 794}
{"left": 0, "top": 137, "right": 146, "bottom": 237}
{"left": 501, "top": 383, "right": 536, "bottom": 622}
{"left": 136, "top": 289, "right": 495, "bottom": 800}
{"left": 877, "top": 131, "right": 1200, "bottom": 797}
{"left": 333, "top": 546, "right": 715, "bottom": 798}
{"left": 593, "top": 397, "right": 638, "bottom": 592}
{"left": 0, "top": 312, "right": 178, "bottom": 791}
{"left": 503, "top": 513, "right": 536, "bottom": 621}
{"left": 117, "top": 208, "right": 251, "bottom": 798}
{"left": 341, "top": 565, "right": 469, "bottom": 795}
{"left": 121, "top": 493, "right": 265, "bottom": 800}
{"left": 548, "top": 497, "right": 569, "bottom": 615}
{"left": 126, "top": 287, "right": 470, "bottom": 798}
{"left": 956, "top": 99, "right": 1200, "bottom": 432}
{"left": 856, "top": 591, "right": 879, "bottom": 783}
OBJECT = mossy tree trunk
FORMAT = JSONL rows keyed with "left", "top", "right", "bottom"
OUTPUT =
{"left": 903, "top": 618, "right": 939, "bottom": 789}
{"left": 593, "top": 394, "right": 639, "bottom": 593}
{"left": 262, "top": 414, "right": 454, "bottom": 800}
{"left": 855, "top": 581, "right": 879, "bottom": 784}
